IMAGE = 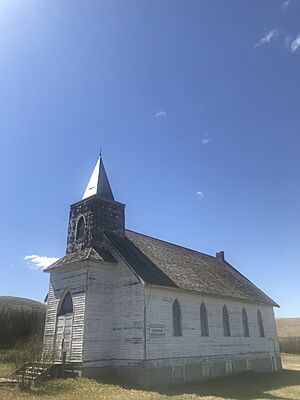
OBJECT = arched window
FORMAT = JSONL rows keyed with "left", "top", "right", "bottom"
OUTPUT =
{"left": 200, "top": 302, "right": 209, "bottom": 336}
{"left": 58, "top": 292, "right": 73, "bottom": 316}
{"left": 76, "top": 216, "right": 85, "bottom": 241}
{"left": 242, "top": 308, "right": 250, "bottom": 337}
{"left": 257, "top": 310, "right": 264, "bottom": 337}
{"left": 173, "top": 299, "right": 182, "bottom": 337}
{"left": 223, "top": 305, "right": 231, "bottom": 337}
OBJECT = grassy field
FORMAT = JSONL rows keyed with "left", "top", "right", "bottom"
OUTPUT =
{"left": 0, "top": 354, "right": 299, "bottom": 400}
{"left": 276, "top": 318, "right": 300, "bottom": 337}
{"left": 0, "top": 361, "right": 14, "bottom": 378}
{"left": 0, "top": 296, "right": 46, "bottom": 311}
{"left": 276, "top": 318, "right": 300, "bottom": 354}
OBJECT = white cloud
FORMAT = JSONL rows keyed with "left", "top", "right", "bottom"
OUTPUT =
{"left": 290, "top": 36, "right": 300, "bottom": 53}
{"left": 196, "top": 191, "right": 204, "bottom": 199}
{"left": 154, "top": 110, "right": 166, "bottom": 118}
{"left": 255, "top": 29, "right": 278, "bottom": 48}
{"left": 202, "top": 138, "right": 212, "bottom": 145}
{"left": 24, "top": 255, "right": 59, "bottom": 270}
{"left": 284, "top": 35, "right": 293, "bottom": 49}
{"left": 202, "top": 133, "right": 212, "bottom": 145}
{"left": 280, "top": 0, "right": 290, "bottom": 11}
{"left": 284, "top": 35, "right": 300, "bottom": 53}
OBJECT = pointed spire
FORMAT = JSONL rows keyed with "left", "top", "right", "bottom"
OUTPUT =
{"left": 82, "top": 156, "right": 115, "bottom": 201}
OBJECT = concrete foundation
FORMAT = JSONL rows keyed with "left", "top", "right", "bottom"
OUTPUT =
{"left": 79, "top": 353, "right": 281, "bottom": 387}
{"left": 276, "top": 356, "right": 282, "bottom": 370}
{"left": 81, "top": 366, "right": 112, "bottom": 378}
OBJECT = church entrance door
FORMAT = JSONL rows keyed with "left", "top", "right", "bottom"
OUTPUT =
{"left": 55, "top": 313, "right": 73, "bottom": 362}
{"left": 54, "top": 291, "right": 74, "bottom": 362}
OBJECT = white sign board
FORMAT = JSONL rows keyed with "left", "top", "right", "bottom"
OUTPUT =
{"left": 149, "top": 325, "right": 166, "bottom": 337}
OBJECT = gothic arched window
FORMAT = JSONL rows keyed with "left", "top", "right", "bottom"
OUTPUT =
{"left": 257, "top": 310, "right": 265, "bottom": 337}
{"left": 200, "top": 302, "right": 209, "bottom": 336}
{"left": 242, "top": 308, "right": 250, "bottom": 337}
{"left": 223, "top": 305, "right": 231, "bottom": 337}
{"left": 58, "top": 292, "right": 73, "bottom": 316}
{"left": 76, "top": 216, "right": 85, "bottom": 241}
{"left": 173, "top": 299, "right": 182, "bottom": 337}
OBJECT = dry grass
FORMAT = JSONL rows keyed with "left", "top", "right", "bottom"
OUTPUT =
{"left": 0, "top": 362, "right": 14, "bottom": 378}
{"left": 276, "top": 318, "right": 300, "bottom": 337}
{"left": 279, "top": 337, "right": 300, "bottom": 354}
{"left": 282, "top": 353, "right": 300, "bottom": 370}
{"left": 276, "top": 317, "right": 300, "bottom": 354}
{"left": 0, "top": 354, "right": 299, "bottom": 399}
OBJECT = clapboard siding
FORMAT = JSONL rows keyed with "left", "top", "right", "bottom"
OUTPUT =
{"left": 44, "top": 259, "right": 279, "bottom": 372}
{"left": 83, "top": 252, "right": 145, "bottom": 363}
{"left": 83, "top": 265, "right": 115, "bottom": 361}
{"left": 43, "top": 266, "right": 87, "bottom": 362}
{"left": 144, "top": 285, "right": 279, "bottom": 361}
{"left": 111, "top": 256, "right": 144, "bottom": 361}
{"left": 43, "top": 283, "right": 56, "bottom": 358}
{"left": 44, "top": 265, "right": 279, "bottom": 367}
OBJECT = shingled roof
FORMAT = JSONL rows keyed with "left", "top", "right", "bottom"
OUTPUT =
{"left": 45, "top": 247, "right": 116, "bottom": 271}
{"left": 108, "top": 230, "right": 278, "bottom": 307}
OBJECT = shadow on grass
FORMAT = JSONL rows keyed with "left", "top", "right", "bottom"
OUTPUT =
{"left": 101, "top": 369, "right": 300, "bottom": 400}
{"left": 17, "top": 378, "right": 76, "bottom": 397}
{"left": 12, "top": 369, "right": 300, "bottom": 400}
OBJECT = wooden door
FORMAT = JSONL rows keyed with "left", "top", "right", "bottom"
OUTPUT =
{"left": 54, "top": 313, "right": 73, "bottom": 362}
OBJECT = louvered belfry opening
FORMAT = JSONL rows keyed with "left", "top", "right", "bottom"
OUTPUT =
{"left": 76, "top": 216, "right": 85, "bottom": 241}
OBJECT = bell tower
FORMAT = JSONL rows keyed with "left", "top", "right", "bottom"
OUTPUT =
{"left": 66, "top": 157, "right": 125, "bottom": 254}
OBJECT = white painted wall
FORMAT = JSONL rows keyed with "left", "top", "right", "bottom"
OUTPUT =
{"left": 110, "top": 256, "right": 144, "bottom": 362}
{"left": 44, "top": 261, "right": 279, "bottom": 369}
{"left": 144, "top": 285, "right": 279, "bottom": 361}
{"left": 83, "top": 253, "right": 145, "bottom": 365}
{"left": 83, "top": 263, "right": 115, "bottom": 362}
{"left": 43, "top": 266, "right": 87, "bottom": 363}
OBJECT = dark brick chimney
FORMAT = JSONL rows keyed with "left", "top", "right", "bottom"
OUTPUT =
{"left": 216, "top": 251, "right": 225, "bottom": 262}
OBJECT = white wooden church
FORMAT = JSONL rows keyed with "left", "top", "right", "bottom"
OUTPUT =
{"left": 43, "top": 157, "right": 281, "bottom": 386}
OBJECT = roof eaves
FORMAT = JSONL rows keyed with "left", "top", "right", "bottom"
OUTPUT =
{"left": 223, "top": 259, "right": 279, "bottom": 308}
{"left": 145, "top": 282, "right": 278, "bottom": 308}
{"left": 106, "top": 232, "right": 178, "bottom": 289}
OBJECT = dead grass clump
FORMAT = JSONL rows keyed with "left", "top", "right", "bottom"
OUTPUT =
{"left": 279, "top": 337, "right": 300, "bottom": 354}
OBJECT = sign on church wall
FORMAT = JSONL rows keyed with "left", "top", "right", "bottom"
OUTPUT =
{"left": 149, "top": 325, "right": 166, "bottom": 337}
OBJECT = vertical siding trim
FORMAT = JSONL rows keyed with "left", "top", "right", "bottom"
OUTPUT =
{"left": 82, "top": 268, "right": 89, "bottom": 362}
{"left": 105, "top": 235, "right": 147, "bottom": 360}
{"left": 42, "top": 280, "right": 52, "bottom": 360}
{"left": 143, "top": 285, "right": 147, "bottom": 360}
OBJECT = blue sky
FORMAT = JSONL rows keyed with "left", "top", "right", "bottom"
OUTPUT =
{"left": 0, "top": 0, "right": 299, "bottom": 317}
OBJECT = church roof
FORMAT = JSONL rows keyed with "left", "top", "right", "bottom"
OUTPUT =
{"left": 82, "top": 157, "right": 114, "bottom": 201}
{"left": 45, "top": 247, "right": 116, "bottom": 271}
{"left": 107, "top": 230, "right": 278, "bottom": 307}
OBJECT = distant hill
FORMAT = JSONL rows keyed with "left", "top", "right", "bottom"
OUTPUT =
{"left": 276, "top": 318, "right": 300, "bottom": 337}
{"left": 0, "top": 296, "right": 46, "bottom": 311}
{"left": 0, "top": 296, "right": 46, "bottom": 349}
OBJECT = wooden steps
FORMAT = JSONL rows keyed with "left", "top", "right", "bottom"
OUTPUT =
{"left": 12, "top": 362, "right": 81, "bottom": 386}
{"left": 0, "top": 377, "right": 18, "bottom": 387}
{"left": 13, "top": 362, "right": 55, "bottom": 385}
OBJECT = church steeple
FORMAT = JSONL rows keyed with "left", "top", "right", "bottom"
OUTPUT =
{"left": 82, "top": 156, "right": 114, "bottom": 201}
{"left": 66, "top": 157, "right": 125, "bottom": 255}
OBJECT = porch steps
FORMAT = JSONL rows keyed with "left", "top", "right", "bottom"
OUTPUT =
{"left": 0, "top": 377, "right": 18, "bottom": 387}
{"left": 13, "top": 362, "right": 55, "bottom": 385}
